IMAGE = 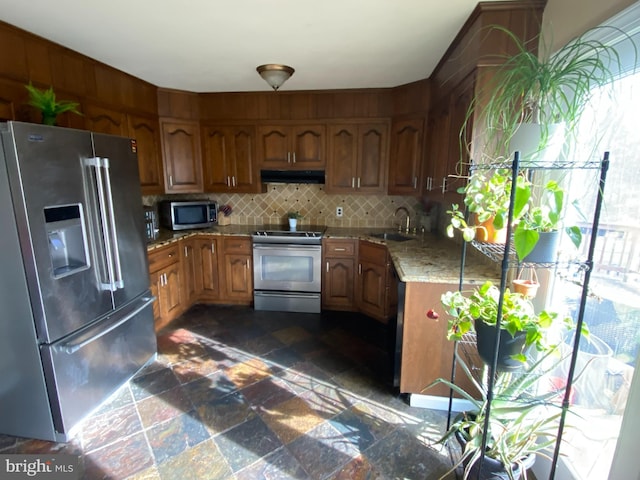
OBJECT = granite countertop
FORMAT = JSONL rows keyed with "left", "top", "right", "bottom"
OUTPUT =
{"left": 323, "top": 227, "right": 500, "bottom": 284}
{"left": 147, "top": 225, "right": 500, "bottom": 284}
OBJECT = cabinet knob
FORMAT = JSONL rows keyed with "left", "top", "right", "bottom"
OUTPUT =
{"left": 426, "top": 309, "right": 439, "bottom": 319}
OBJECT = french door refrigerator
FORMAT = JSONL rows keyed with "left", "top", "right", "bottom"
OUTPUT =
{"left": 0, "top": 122, "right": 156, "bottom": 442}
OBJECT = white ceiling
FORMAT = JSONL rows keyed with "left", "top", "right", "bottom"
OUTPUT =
{"left": 0, "top": 0, "right": 512, "bottom": 93}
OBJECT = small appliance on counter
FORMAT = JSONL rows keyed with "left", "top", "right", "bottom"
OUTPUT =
{"left": 143, "top": 206, "right": 158, "bottom": 241}
{"left": 159, "top": 200, "right": 218, "bottom": 230}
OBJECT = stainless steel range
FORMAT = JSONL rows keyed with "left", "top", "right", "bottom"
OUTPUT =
{"left": 252, "top": 226, "right": 326, "bottom": 313}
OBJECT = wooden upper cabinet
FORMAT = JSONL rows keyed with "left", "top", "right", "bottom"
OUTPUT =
{"left": 128, "top": 114, "right": 164, "bottom": 195}
{"left": 202, "top": 124, "right": 263, "bottom": 193}
{"left": 388, "top": 117, "right": 424, "bottom": 196}
{"left": 424, "top": 101, "right": 451, "bottom": 196}
{"left": 84, "top": 103, "right": 128, "bottom": 136}
{"left": 160, "top": 119, "right": 203, "bottom": 193}
{"left": 424, "top": 71, "right": 476, "bottom": 199}
{"left": 257, "top": 124, "right": 325, "bottom": 169}
{"left": 326, "top": 122, "right": 388, "bottom": 194}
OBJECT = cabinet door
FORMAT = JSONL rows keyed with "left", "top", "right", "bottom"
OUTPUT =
{"left": 149, "top": 270, "right": 162, "bottom": 327}
{"left": 388, "top": 118, "right": 424, "bottom": 195}
{"left": 162, "top": 262, "right": 184, "bottom": 321}
{"left": 357, "top": 123, "right": 387, "bottom": 193}
{"left": 258, "top": 125, "right": 290, "bottom": 168}
{"left": 326, "top": 124, "right": 358, "bottom": 193}
{"left": 128, "top": 114, "right": 164, "bottom": 195}
{"left": 399, "top": 282, "right": 479, "bottom": 397}
{"left": 160, "top": 119, "right": 203, "bottom": 193}
{"left": 202, "top": 126, "right": 232, "bottom": 191}
{"left": 197, "top": 237, "right": 220, "bottom": 300}
{"left": 291, "top": 124, "right": 325, "bottom": 169}
{"left": 424, "top": 102, "right": 451, "bottom": 195}
{"left": 230, "top": 126, "right": 258, "bottom": 192}
{"left": 322, "top": 257, "right": 356, "bottom": 310}
{"left": 152, "top": 263, "right": 183, "bottom": 331}
{"left": 223, "top": 254, "right": 252, "bottom": 301}
{"left": 356, "top": 260, "right": 387, "bottom": 319}
{"left": 85, "top": 104, "right": 128, "bottom": 136}
{"left": 203, "top": 125, "right": 258, "bottom": 192}
{"left": 446, "top": 76, "right": 475, "bottom": 195}
{"left": 180, "top": 238, "right": 199, "bottom": 305}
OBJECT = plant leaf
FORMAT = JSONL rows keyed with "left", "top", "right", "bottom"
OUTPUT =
{"left": 514, "top": 225, "right": 539, "bottom": 261}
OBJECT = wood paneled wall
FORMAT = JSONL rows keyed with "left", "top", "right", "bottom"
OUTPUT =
{"left": 430, "top": 0, "right": 546, "bottom": 100}
{"left": 0, "top": 20, "right": 158, "bottom": 123}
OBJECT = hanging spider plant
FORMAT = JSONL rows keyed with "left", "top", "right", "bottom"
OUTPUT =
{"left": 464, "top": 24, "right": 636, "bottom": 163}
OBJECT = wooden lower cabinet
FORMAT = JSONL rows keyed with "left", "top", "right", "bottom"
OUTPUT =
{"left": 399, "top": 282, "right": 478, "bottom": 398}
{"left": 221, "top": 237, "right": 253, "bottom": 302}
{"left": 356, "top": 241, "right": 397, "bottom": 323}
{"left": 180, "top": 238, "right": 199, "bottom": 305}
{"left": 148, "top": 243, "right": 184, "bottom": 331}
{"left": 195, "top": 236, "right": 221, "bottom": 300}
{"left": 322, "top": 239, "right": 357, "bottom": 310}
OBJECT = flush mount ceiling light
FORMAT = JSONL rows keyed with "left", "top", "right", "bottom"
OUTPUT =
{"left": 256, "top": 64, "right": 295, "bottom": 91}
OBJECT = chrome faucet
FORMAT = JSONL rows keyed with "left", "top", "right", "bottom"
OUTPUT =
{"left": 394, "top": 207, "right": 411, "bottom": 233}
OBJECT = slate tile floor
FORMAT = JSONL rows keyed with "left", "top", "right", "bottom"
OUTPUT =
{"left": 0, "top": 305, "right": 457, "bottom": 479}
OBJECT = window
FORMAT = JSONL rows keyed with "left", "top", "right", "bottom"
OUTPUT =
{"left": 544, "top": 11, "right": 640, "bottom": 478}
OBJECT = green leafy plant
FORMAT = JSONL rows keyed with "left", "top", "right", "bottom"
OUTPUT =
{"left": 513, "top": 180, "right": 582, "bottom": 261}
{"left": 427, "top": 348, "right": 573, "bottom": 480}
{"left": 441, "top": 281, "right": 575, "bottom": 359}
{"left": 25, "top": 83, "right": 81, "bottom": 125}
{"left": 463, "top": 25, "right": 634, "bottom": 163}
{"left": 287, "top": 211, "right": 303, "bottom": 220}
{"left": 447, "top": 169, "right": 531, "bottom": 242}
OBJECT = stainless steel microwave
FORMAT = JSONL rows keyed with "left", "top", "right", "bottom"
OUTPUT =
{"left": 158, "top": 201, "right": 218, "bottom": 230}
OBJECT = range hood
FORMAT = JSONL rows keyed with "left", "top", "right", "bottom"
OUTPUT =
{"left": 261, "top": 169, "right": 325, "bottom": 184}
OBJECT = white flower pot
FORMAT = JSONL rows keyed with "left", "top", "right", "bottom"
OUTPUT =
{"left": 288, "top": 218, "right": 297, "bottom": 230}
{"left": 510, "top": 122, "right": 566, "bottom": 165}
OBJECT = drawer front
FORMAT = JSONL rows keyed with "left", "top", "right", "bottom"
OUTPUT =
{"left": 224, "top": 236, "right": 252, "bottom": 254}
{"left": 323, "top": 239, "right": 356, "bottom": 257}
{"left": 148, "top": 243, "right": 180, "bottom": 272}
{"left": 358, "top": 241, "right": 386, "bottom": 264}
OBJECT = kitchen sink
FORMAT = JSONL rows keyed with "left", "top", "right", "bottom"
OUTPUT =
{"left": 369, "top": 232, "right": 413, "bottom": 242}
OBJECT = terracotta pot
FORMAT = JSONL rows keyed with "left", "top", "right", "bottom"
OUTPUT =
{"left": 512, "top": 279, "right": 539, "bottom": 298}
{"left": 474, "top": 215, "right": 507, "bottom": 244}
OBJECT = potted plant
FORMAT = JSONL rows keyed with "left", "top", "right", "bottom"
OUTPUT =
{"left": 25, "top": 83, "right": 81, "bottom": 126}
{"left": 511, "top": 267, "right": 539, "bottom": 299}
{"left": 440, "top": 281, "right": 573, "bottom": 369}
{"left": 447, "top": 169, "right": 531, "bottom": 243}
{"left": 287, "top": 211, "right": 302, "bottom": 230}
{"left": 428, "top": 349, "right": 569, "bottom": 480}
{"left": 513, "top": 180, "right": 582, "bottom": 262}
{"left": 465, "top": 25, "right": 633, "bottom": 165}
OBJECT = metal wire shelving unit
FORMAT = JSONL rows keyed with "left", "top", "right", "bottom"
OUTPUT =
{"left": 446, "top": 151, "right": 610, "bottom": 479}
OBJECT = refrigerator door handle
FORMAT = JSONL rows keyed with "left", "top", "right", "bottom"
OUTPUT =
{"left": 85, "top": 157, "right": 122, "bottom": 291}
{"left": 55, "top": 296, "right": 155, "bottom": 355}
{"left": 100, "top": 157, "right": 124, "bottom": 289}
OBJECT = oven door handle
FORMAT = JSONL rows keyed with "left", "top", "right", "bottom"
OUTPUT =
{"left": 252, "top": 244, "right": 321, "bottom": 251}
{"left": 254, "top": 291, "right": 320, "bottom": 299}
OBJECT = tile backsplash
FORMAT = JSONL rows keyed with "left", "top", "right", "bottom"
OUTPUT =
{"left": 144, "top": 184, "right": 436, "bottom": 230}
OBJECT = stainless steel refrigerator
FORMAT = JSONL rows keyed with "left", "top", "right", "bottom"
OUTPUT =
{"left": 0, "top": 122, "right": 157, "bottom": 442}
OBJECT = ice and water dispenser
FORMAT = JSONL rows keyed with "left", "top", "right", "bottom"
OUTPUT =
{"left": 44, "top": 204, "right": 89, "bottom": 278}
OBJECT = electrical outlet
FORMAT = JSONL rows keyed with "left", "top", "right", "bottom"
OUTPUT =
{"left": 336, "top": 206, "right": 343, "bottom": 217}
